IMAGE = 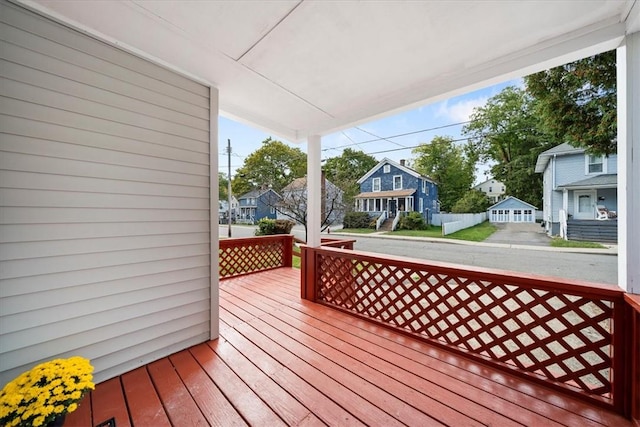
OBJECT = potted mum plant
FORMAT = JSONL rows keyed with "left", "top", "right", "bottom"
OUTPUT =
{"left": 0, "top": 356, "right": 95, "bottom": 427}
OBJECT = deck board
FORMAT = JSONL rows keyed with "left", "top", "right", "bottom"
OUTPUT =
{"left": 66, "top": 267, "right": 633, "bottom": 426}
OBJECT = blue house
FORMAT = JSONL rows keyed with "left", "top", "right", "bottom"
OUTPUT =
{"left": 535, "top": 143, "right": 617, "bottom": 240}
{"left": 237, "top": 189, "right": 281, "bottom": 224}
{"left": 355, "top": 158, "right": 438, "bottom": 227}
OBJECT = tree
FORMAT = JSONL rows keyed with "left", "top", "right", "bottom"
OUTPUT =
{"left": 218, "top": 172, "right": 228, "bottom": 200}
{"left": 232, "top": 137, "right": 307, "bottom": 195}
{"left": 271, "top": 177, "right": 344, "bottom": 241}
{"left": 525, "top": 50, "right": 616, "bottom": 156}
{"left": 412, "top": 136, "right": 476, "bottom": 212}
{"left": 323, "top": 149, "right": 378, "bottom": 212}
{"left": 450, "top": 190, "right": 491, "bottom": 213}
{"left": 463, "top": 86, "right": 551, "bottom": 207}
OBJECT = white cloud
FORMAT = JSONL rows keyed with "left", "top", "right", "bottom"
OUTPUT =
{"left": 436, "top": 96, "right": 488, "bottom": 123}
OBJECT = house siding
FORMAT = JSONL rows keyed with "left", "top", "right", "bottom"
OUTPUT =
{"left": 0, "top": 2, "right": 211, "bottom": 386}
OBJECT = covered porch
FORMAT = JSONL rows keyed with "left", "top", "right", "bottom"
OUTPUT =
{"left": 64, "top": 236, "right": 638, "bottom": 426}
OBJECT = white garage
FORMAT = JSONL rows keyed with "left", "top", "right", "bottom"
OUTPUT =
{"left": 488, "top": 196, "right": 537, "bottom": 223}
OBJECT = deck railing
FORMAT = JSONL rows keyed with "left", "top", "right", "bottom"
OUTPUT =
{"left": 219, "top": 235, "right": 293, "bottom": 279}
{"left": 301, "top": 245, "right": 633, "bottom": 415}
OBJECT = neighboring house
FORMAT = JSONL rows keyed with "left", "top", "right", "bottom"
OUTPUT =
{"left": 355, "top": 158, "right": 439, "bottom": 224}
{"left": 473, "top": 178, "right": 506, "bottom": 203}
{"left": 535, "top": 143, "right": 617, "bottom": 238}
{"left": 488, "top": 196, "right": 537, "bottom": 223}
{"left": 218, "top": 196, "right": 239, "bottom": 223}
{"left": 278, "top": 176, "right": 344, "bottom": 225}
{"left": 237, "top": 189, "right": 281, "bottom": 224}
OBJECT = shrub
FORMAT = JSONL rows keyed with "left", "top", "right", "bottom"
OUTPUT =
{"left": 398, "top": 211, "right": 427, "bottom": 230}
{"left": 255, "top": 218, "right": 295, "bottom": 236}
{"left": 343, "top": 211, "right": 373, "bottom": 229}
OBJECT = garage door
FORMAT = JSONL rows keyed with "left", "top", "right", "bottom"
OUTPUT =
{"left": 1, "top": 1, "right": 212, "bottom": 386}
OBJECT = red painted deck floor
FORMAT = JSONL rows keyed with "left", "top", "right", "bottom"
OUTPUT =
{"left": 64, "top": 268, "right": 631, "bottom": 426}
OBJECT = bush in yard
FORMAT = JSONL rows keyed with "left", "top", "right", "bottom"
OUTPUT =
{"left": 255, "top": 218, "right": 295, "bottom": 236}
{"left": 451, "top": 190, "right": 491, "bottom": 213}
{"left": 398, "top": 212, "right": 427, "bottom": 230}
{"left": 343, "top": 211, "right": 373, "bottom": 229}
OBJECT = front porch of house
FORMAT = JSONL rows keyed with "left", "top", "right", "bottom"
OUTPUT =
{"left": 62, "top": 236, "right": 639, "bottom": 426}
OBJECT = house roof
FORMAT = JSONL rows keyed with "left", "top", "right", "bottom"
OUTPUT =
{"left": 487, "top": 196, "right": 538, "bottom": 211}
{"left": 24, "top": 1, "right": 638, "bottom": 143}
{"left": 355, "top": 189, "right": 416, "bottom": 199}
{"left": 558, "top": 174, "right": 618, "bottom": 189}
{"left": 238, "top": 188, "right": 280, "bottom": 200}
{"left": 356, "top": 158, "right": 434, "bottom": 184}
{"left": 535, "top": 143, "right": 586, "bottom": 173}
{"left": 281, "top": 176, "right": 337, "bottom": 192}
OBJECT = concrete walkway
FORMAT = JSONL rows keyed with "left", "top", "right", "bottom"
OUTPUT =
{"left": 329, "top": 222, "right": 618, "bottom": 256}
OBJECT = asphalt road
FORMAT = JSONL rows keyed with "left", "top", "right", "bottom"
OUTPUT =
{"left": 219, "top": 225, "right": 618, "bottom": 285}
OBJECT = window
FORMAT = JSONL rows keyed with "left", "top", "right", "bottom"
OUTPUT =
{"left": 383, "top": 164, "right": 390, "bottom": 173}
{"left": 489, "top": 186, "right": 492, "bottom": 192}
{"left": 419, "top": 198, "right": 423, "bottom": 212}
{"left": 423, "top": 180, "right": 429, "bottom": 195}
{"left": 393, "top": 175, "right": 402, "bottom": 190}
{"left": 372, "top": 177, "right": 381, "bottom": 192}
{"left": 270, "top": 206, "right": 275, "bottom": 214}
{"left": 586, "top": 154, "right": 606, "bottom": 174}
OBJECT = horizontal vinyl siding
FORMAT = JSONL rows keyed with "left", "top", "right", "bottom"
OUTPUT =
{"left": 0, "top": 2, "right": 211, "bottom": 386}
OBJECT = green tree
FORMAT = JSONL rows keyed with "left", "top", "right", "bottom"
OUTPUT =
{"left": 323, "top": 149, "right": 378, "bottom": 212}
{"left": 463, "top": 87, "right": 551, "bottom": 207}
{"left": 525, "top": 50, "right": 616, "bottom": 156}
{"left": 450, "top": 190, "right": 491, "bottom": 213}
{"left": 218, "top": 172, "right": 228, "bottom": 200}
{"left": 412, "top": 136, "right": 476, "bottom": 212}
{"left": 232, "top": 137, "right": 307, "bottom": 195}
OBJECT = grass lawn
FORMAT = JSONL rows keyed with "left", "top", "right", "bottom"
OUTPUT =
{"left": 389, "top": 221, "right": 497, "bottom": 242}
{"left": 293, "top": 254, "right": 301, "bottom": 269}
{"left": 550, "top": 238, "right": 606, "bottom": 249}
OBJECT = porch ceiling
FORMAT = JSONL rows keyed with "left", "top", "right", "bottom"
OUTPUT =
{"left": 20, "top": 0, "right": 639, "bottom": 142}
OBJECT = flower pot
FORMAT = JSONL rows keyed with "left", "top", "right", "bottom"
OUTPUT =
{"left": 46, "top": 414, "right": 66, "bottom": 427}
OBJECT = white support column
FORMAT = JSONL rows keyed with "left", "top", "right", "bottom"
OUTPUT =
{"left": 307, "top": 135, "right": 322, "bottom": 247}
{"left": 617, "top": 32, "right": 640, "bottom": 294}
{"left": 209, "top": 87, "right": 220, "bottom": 338}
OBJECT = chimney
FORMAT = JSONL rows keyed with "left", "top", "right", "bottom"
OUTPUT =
{"left": 400, "top": 159, "right": 406, "bottom": 167}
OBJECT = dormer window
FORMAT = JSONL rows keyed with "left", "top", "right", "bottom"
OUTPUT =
{"left": 585, "top": 154, "right": 606, "bottom": 174}
{"left": 383, "top": 164, "right": 391, "bottom": 173}
{"left": 393, "top": 175, "right": 402, "bottom": 190}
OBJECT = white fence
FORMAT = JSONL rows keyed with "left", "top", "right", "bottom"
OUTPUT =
{"left": 433, "top": 212, "right": 487, "bottom": 236}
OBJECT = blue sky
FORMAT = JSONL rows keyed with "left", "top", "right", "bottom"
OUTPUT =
{"left": 219, "top": 78, "right": 522, "bottom": 184}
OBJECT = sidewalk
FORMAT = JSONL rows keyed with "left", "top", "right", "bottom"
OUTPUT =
{"left": 327, "top": 230, "right": 619, "bottom": 256}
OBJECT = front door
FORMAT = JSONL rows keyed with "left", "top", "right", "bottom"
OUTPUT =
{"left": 574, "top": 190, "right": 596, "bottom": 220}
{"left": 389, "top": 199, "right": 397, "bottom": 217}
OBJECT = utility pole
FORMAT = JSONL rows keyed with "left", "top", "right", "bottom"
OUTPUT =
{"left": 227, "top": 139, "right": 232, "bottom": 238}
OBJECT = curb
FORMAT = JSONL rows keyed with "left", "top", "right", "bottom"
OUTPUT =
{"left": 327, "top": 231, "right": 618, "bottom": 256}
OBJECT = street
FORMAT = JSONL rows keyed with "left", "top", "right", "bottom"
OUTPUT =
{"left": 219, "top": 225, "right": 618, "bottom": 285}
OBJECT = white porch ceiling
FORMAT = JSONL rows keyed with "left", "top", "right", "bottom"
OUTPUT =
{"left": 19, "top": 0, "right": 639, "bottom": 142}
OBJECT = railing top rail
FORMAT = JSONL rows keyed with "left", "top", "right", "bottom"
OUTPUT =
{"left": 310, "top": 246, "right": 624, "bottom": 299}
{"left": 220, "top": 234, "right": 293, "bottom": 246}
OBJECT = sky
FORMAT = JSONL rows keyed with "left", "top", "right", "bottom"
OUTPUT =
{"left": 219, "top": 78, "right": 523, "bottom": 185}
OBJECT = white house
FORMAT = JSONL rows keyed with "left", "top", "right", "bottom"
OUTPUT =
{"left": 535, "top": 143, "right": 617, "bottom": 237}
{"left": 473, "top": 178, "right": 506, "bottom": 203}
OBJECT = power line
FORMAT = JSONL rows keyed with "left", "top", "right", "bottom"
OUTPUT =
{"left": 355, "top": 126, "right": 407, "bottom": 148}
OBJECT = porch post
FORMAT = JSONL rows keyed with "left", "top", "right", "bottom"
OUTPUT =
{"left": 617, "top": 31, "right": 640, "bottom": 294}
{"left": 209, "top": 87, "right": 220, "bottom": 338}
{"left": 307, "top": 135, "right": 322, "bottom": 247}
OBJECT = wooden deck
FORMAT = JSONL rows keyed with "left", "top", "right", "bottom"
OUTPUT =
{"left": 64, "top": 268, "right": 632, "bottom": 426}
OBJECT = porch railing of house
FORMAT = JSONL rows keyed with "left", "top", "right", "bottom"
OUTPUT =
{"left": 301, "top": 245, "right": 636, "bottom": 416}
{"left": 392, "top": 210, "right": 401, "bottom": 231}
{"left": 219, "top": 235, "right": 293, "bottom": 279}
{"left": 375, "top": 211, "right": 387, "bottom": 230}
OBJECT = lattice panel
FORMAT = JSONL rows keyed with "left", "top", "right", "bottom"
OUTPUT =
{"left": 220, "top": 240, "right": 284, "bottom": 278}
{"left": 317, "top": 253, "right": 615, "bottom": 397}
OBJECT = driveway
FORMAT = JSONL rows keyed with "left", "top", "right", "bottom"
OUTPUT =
{"left": 484, "top": 222, "right": 551, "bottom": 246}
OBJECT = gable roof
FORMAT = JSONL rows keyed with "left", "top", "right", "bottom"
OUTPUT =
{"left": 356, "top": 158, "right": 435, "bottom": 184}
{"left": 535, "top": 143, "right": 585, "bottom": 173}
{"left": 238, "top": 188, "right": 280, "bottom": 200}
{"left": 487, "top": 196, "right": 538, "bottom": 211}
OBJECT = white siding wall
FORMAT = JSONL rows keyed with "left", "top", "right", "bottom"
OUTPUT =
{"left": 0, "top": 2, "right": 212, "bottom": 386}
